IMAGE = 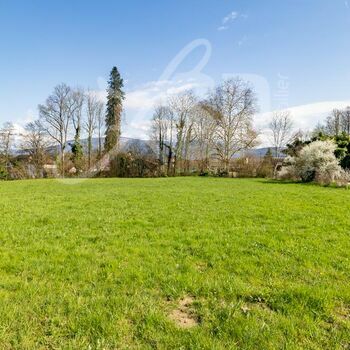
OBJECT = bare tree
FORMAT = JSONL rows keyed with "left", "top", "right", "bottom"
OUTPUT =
{"left": 164, "top": 106, "right": 176, "bottom": 175}
{"left": 202, "top": 78, "right": 258, "bottom": 172}
{"left": 21, "top": 120, "right": 50, "bottom": 177}
{"left": 326, "top": 109, "right": 343, "bottom": 136}
{"left": 72, "top": 88, "right": 84, "bottom": 141}
{"left": 150, "top": 104, "right": 171, "bottom": 175}
{"left": 269, "top": 110, "right": 293, "bottom": 157}
{"left": 71, "top": 88, "right": 85, "bottom": 170}
{"left": 168, "top": 90, "right": 196, "bottom": 174}
{"left": 182, "top": 108, "right": 197, "bottom": 174}
{"left": 341, "top": 106, "right": 350, "bottom": 135}
{"left": 316, "top": 107, "right": 350, "bottom": 137}
{"left": 193, "top": 105, "right": 216, "bottom": 173}
{"left": 96, "top": 101, "right": 105, "bottom": 160}
{"left": 85, "top": 92, "right": 104, "bottom": 168}
{"left": 0, "top": 122, "right": 15, "bottom": 173}
{"left": 39, "top": 83, "right": 75, "bottom": 177}
{"left": 312, "top": 122, "right": 327, "bottom": 137}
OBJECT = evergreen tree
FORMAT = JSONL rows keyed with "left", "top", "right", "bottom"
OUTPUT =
{"left": 71, "top": 89, "right": 84, "bottom": 172}
{"left": 71, "top": 137, "right": 84, "bottom": 170}
{"left": 104, "top": 67, "right": 125, "bottom": 154}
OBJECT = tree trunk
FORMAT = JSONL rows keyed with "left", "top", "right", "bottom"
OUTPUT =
{"left": 60, "top": 146, "right": 65, "bottom": 178}
{"left": 88, "top": 135, "right": 92, "bottom": 169}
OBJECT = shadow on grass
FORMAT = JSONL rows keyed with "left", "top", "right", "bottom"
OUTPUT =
{"left": 256, "top": 179, "right": 303, "bottom": 185}
{"left": 257, "top": 178, "right": 348, "bottom": 190}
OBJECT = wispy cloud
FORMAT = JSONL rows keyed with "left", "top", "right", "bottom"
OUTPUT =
{"left": 223, "top": 11, "right": 238, "bottom": 24}
{"left": 124, "top": 80, "right": 198, "bottom": 111}
{"left": 217, "top": 11, "right": 248, "bottom": 31}
{"left": 217, "top": 26, "right": 228, "bottom": 31}
{"left": 345, "top": 0, "right": 349, "bottom": 8}
{"left": 217, "top": 11, "right": 239, "bottom": 31}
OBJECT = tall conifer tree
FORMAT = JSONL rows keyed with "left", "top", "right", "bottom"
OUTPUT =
{"left": 104, "top": 67, "right": 125, "bottom": 154}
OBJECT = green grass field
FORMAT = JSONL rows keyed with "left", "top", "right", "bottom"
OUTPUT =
{"left": 0, "top": 178, "right": 349, "bottom": 349}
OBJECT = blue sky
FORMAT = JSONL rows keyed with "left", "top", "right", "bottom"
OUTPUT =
{"left": 0, "top": 0, "right": 350, "bottom": 139}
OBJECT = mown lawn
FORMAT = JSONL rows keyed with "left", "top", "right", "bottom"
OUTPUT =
{"left": 0, "top": 177, "right": 349, "bottom": 349}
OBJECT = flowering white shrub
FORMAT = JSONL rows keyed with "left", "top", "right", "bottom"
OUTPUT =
{"left": 279, "top": 140, "right": 349, "bottom": 185}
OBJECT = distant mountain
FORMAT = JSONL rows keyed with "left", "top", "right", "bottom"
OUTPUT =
{"left": 16, "top": 136, "right": 285, "bottom": 159}
{"left": 38, "top": 136, "right": 156, "bottom": 157}
{"left": 243, "top": 147, "right": 286, "bottom": 158}
{"left": 65, "top": 136, "right": 149, "bottom": 151}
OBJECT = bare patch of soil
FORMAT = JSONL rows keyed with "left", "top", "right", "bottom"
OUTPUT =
{"left": 335, "top": 304, "right": 350, "bottom": 321}
{"left": 169, "top": 296, "right": 199, "bottom": 328}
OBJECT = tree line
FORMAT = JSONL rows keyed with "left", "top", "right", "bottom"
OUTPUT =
{"left": 1, "top": 65, "right": 349, "bottom": 180}
{"left": 150, "top": 78, "right": 259, "bottom": 176}
{"left": 0, "top": 67, "right": 124, "bottom": 179}
{"left": 0, "top": 72, "right": 263, "bottom": 179}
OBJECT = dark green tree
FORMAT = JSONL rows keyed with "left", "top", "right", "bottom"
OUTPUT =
{"left": 71, "top": 139, "right": 84, "bottom": 171}
{"left": 104, "top": 67, "right": 125, "bottom": 154}
{"left": 284, "top": 138, "right": 310, "bottom": 157}
{"left": 311, "top": 131, "right": 350, "bottom": 168}
{"left": 71, "top": 89, "right": 84, "bottom": 172}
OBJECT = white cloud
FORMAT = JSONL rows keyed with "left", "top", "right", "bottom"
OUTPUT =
{"left": 123, "top": 80, "right": 199, "bottom": 111}
{"left": 84, "top": 76, "right": 350, "bottom": 142}
{"left": 5, "top": 109, "right": 36, "bottom": 142}
{"left": 125, "top": 120, "right": 152, "bottom": 139}
{"left": 218, "top": 11, "right": 247, "bottom": 31}
{"left": 217, "top": 11, "right": 238, "bottom": 31}
{"left": 222, "top": 11, "right": 238, "bottom": 24}
{"left": 120, "top": 79, "right": 206, "bottom": 139}
{"left": 123, "top": 80, "right": 350, "bottom": 142}
{"left": 345, "top": 1, "right": 349, "bottom": 8}
{"left": 217, "top": 25, "right": 228, "bottom": 31}
{"left": 256, "top": 100, "right": 350, "bottom": 147}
